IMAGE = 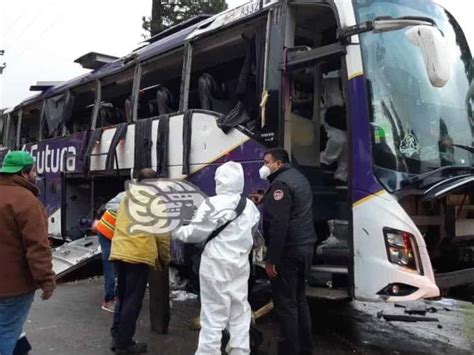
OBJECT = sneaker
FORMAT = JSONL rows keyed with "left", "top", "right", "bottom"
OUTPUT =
{"left": 101, "top": 300, "right": 115, "bottom": 313}
{"left": 115, "top": 342, "right": 147, "bottom": 354}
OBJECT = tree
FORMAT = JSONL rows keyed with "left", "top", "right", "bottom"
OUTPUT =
{"left": 142, "top": 0, "right": 228, "bottom": 38}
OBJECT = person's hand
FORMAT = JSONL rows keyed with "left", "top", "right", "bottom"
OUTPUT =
{"left": 249, "top": 193, "right": 264, "bottom": 205}
{"left": 41, "top": 288, "right": 54, "bottom": 300}
{"left": 91, "top": 219, "right": 99, "bottom": 232}
{"left": 265, "top": 262, "right": 278, "bottom": 279}
{"left": 40, "top": 282, "right": 55, "bottom": 300}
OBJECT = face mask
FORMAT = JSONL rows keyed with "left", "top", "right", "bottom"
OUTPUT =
{"left": 259, "top": 165, "right": 271, "bottom": 180}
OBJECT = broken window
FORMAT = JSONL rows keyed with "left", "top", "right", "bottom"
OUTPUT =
{"left": 290, "top": 4, "right": 338, "bottom": 49}
{"left": 66, "top": 84, "right": 95, "bottom": 134}
{"left": 0, "top": 114, "right": 5, "bottom": 148}
{"left": 288, "top": 63, "right": 346, "bottom": 181}
{"left": 189, "top": 17, "right": 266, "bottom": 133}
{"left": 99, "top": 69, "right": 134, "bottom": 127}
{"left": 20, "top": 104, "right": 41, "bottom": 145}
{"left": 7, "top": 111, "right": 19, "bottom": 148}
{"left": 138, "top": 49, "right": 183, "bottom": 119}
{"left": 43, "top": 93, "right": 74, "bottom": 139}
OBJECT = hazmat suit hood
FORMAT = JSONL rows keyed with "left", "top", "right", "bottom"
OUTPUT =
{"left": 215, "top": 161, "right": 244, "bottom": 195}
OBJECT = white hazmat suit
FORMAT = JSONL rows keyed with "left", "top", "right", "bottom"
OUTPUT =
{"left": 173, "top": 161, "right": 260, "bottom": 355}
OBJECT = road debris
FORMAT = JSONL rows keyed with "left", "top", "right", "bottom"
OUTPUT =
{"left": 170, "top": 290, "right": 198, "bottom": 302}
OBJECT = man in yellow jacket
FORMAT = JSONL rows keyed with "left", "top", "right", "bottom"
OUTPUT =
{"left": 109, "top": 168, "right": 170, "bottom": 355}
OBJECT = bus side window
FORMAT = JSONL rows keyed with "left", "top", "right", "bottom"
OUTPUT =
{"left": 97, "top": 103, "right": 126, "bottom": 128}
{"left": 0, "top": 114, "right": 5, "bottom": 148}
{"left": 197, "top": 72, "right": 235, "bottom": 114}
{"left": 42, "top": 93, "right": 74, "bottom": 139}
{"left": 137, "top": 84, "right": 179, "bottom": 119}
{"left": 99, "top": 69, "right": 134, "bottom": 127}
{"left": 67, "top": 85, "right": 95, "bottom": 134}
{"left": 7, "top": 112, "right": 19, "bottom": 148}
{"left": 189, "top": 19, "right": 266, "bottom": 133}
{"left": 290, "top": 4, "right": 338, "bottom": 49}
{"left": 138, "top": 50, "right": 183, "bottom": 120}
{"left": 20, "top": 107, "right": 41, "bottom": 145}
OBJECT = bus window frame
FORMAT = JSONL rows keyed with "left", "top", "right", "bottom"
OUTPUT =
{"left": 5, "top": 109, "right": 22, "bottom": 149}
{"left": 67, "top": 82, "right": 97, "bottom": 134}
{"left": 180, "top": 43, "right": 193, "bottom": 112}
{"left": 4, "top": 113, "right": 11, "bottom": 149}
{"left": 16, "top": 109, "right": 23, "bottom": 148}
{"left": 18, "top": 101, "right": 43, "bottom": 144}
{"left": 138, "top": 48, "right": 184, "bottom": 119}
{"left": 131, "top": 63, "right": 142, "bottom": 122}
{"left": 99, "top": 66, "right": 137, "bottom": 126}
{"left": 263, "top": 5, "right": 286, "bottom": 147}
{"left": 6, "top": 111, "right": 19, "bottom": 149}
{"left": 0, "top": 113, "right": 6, "bottom": 147}
{"left": 190, "top": 17, "right": 265, "bottom": 71}
{"left": 91, "top": 80, "right": 102, "bottom": 130}
{"left": 38, "top": 100, "right": 46, "bottom": 141}
{"left": 182, "top": 14, "right": 268, "bottom": 138}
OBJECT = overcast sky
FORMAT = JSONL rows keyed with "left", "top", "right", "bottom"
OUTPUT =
{"left": 0, "top": 0, "right": 472, "bottom": 108}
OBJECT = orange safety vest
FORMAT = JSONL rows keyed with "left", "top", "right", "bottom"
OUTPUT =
{"left": 96, "top": 210, "right": 118, "bottom": 240}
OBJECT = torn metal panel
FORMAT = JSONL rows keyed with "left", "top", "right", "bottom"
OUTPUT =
{"left": 380, "top": 313, "right": 439, "bottom": 323}
{"left": 52, "top": 235, "right": 101, "bottom": 279}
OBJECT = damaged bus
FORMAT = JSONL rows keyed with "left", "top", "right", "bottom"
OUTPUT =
{"left": 1, "top": 0, "right": 474, "bottom": 301}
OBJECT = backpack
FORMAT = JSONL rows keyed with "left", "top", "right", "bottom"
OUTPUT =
{"left": 191, "top": 195, "right": 247, "bottom": 275}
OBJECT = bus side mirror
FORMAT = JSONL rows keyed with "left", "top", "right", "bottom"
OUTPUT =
{"left": 405, "top": 25, "right": 450, "bottom": 88}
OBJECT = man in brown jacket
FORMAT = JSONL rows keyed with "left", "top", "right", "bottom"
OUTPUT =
{"left": 0, "top": 150, "right": 55, "bottom": 355}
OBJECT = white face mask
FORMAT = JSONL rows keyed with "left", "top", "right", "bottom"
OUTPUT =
{"left": 259, "top": 165, "right": 271, "bottom": 180}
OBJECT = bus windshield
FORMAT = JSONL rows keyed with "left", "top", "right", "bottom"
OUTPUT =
{"left": 354, "top": 0, "right": 474, "bottom": 191}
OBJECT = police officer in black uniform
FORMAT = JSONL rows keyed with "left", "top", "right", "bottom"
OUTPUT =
{"left": 257, "top": 148, "right": 317, "bottom": 355}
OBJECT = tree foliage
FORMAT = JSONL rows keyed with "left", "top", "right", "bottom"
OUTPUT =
{"left": 142, "top": 0, "right": 228, "bottom": 38}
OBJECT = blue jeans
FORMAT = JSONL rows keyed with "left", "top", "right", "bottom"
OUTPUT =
{"left": 0, "top": 292, "right": 35, "bottom": 355}
{"left": 98, "top": 233, "right": 117, "bottom": 302}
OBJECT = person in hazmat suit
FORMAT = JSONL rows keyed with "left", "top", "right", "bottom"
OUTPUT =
{"left": 172, "top": 161, "right": 260, "bottom": 355}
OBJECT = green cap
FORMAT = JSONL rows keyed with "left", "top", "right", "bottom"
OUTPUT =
{"left": 0, "top": 150, "right": 35, "bottom": 174}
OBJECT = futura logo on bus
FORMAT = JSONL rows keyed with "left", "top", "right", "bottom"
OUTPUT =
{"left": 25, "top": 144, "right": 77, "bottom": 174}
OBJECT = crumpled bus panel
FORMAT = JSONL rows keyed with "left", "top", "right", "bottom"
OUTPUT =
{"left": 52, "top": 235, "right": 101, "bottom": 279}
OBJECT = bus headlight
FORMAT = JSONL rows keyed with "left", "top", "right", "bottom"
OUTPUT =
{"left": 383, "top": 228, "right": 421, "bottom": 273}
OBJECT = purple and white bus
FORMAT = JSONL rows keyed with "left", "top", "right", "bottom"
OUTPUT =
{"left": 1, "top": 0, "right": 473, "bottom": 301}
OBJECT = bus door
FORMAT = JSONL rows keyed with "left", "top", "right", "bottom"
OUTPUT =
{"left": 282, "top": 2, "right": 352, "bottom": 299}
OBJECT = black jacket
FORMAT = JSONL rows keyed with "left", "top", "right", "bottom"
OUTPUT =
{"left": 262, "top": 165, "right": 317, "bottom": 265}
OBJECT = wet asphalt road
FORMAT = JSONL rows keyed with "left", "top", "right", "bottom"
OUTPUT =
{"left": 25, "top": 277, "right": 473, "bottom": 355}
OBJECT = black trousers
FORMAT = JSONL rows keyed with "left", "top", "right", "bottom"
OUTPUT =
{"left": 271, "top": 245, "right": 314, "bottom": 355}
{"left": 111, "top": 261, "right": 149, "bottom": 348}
{"left": 148, "top": 266, "right": 170, "bottom": 334}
